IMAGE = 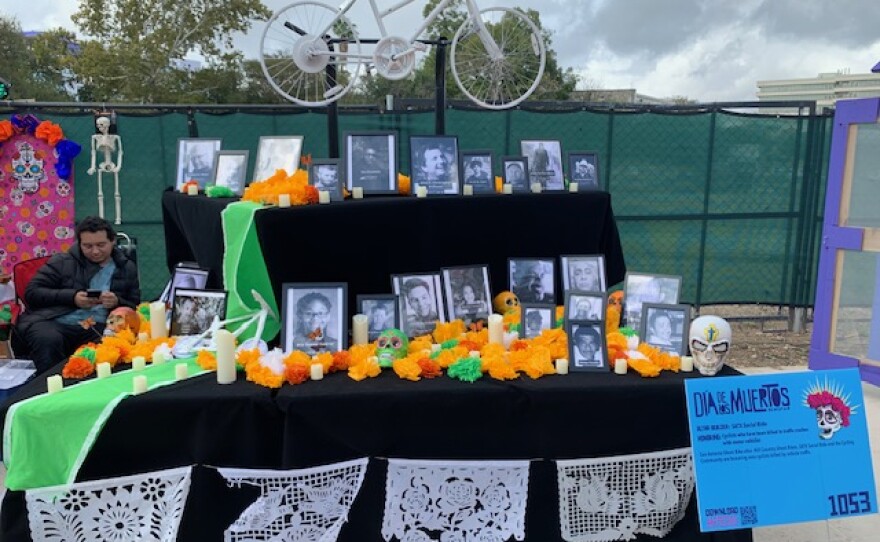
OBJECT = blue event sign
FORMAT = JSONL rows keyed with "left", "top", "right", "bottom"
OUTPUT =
{"left": 686, "top": 368, "right": 876, "bottom": 531}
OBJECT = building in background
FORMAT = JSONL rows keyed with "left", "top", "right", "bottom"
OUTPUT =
{"left": 757, "top": 70, "right": 880, "bottom": 113}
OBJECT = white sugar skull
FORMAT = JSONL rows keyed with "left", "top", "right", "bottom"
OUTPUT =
{"left": 10, "top": 188, "right": 24, "bottom": 207}
{"left": 17, "top": 221, "right": 35, "bottom": 237}
{"left": 35, "top": 200, "right": 54, "bottom": 218}
{"left": 54, "top": 226, "right": 74, "bottom": 239}
{"left": 689, "top": 315, "right": 732, "bottom": 376}
{"left": 816, "top": 405, "right": 842, "bottom": 440}
{"left": 32, "top": 245, "right": 48, "bottom": 258}
{"left": 56, "top": 181, "right": 71, "bottom": 197}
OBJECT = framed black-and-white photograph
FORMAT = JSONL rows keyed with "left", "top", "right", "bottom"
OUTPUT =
{"left": 176, "top": 138, "right": 222, "bottom": 190}
{"left": 357, "top": 294, "right": 400, "bottom": 342}
{"left": 567, "top": 320, "right": 608, "bottom": 371}
{"left": 281, "top": 283, "right": 347, "bottom": 354}
{"left": 409, "top": 135, "right": 460, "bottom": 195}
{"left": 565, "top": 290, "right": 606, "bottom": 322}
{"left": 567, "top": 151, "right": 601, "bottom": 190}
{"left": 391, "top": 273, "right": 446, "bottom": 337}
{"left": 170, "top": 288, "right": 228, "bottom": 337}
{"left": 623, "top": 272, "right": 683, "bottom": 332}
{"left": 441, "top": 265, "right": 492, "bottom": 325}
{"left": 520, "top": 303, "right": 555, "bottom": 339}
{"left": 508, "top": 258, "right": 555, "bottom": 303}
{"left": 640, "top": 303, "right": 691, "bottom": 356}
{"left": 520, "top": 139, "right": 564, "bottom": 190}
{"left": 345, "top": 131, "right": 398, "bottom": 194}
{"left": 160, "top": 265, "right": 210, "bottom": 304}
{"left": 253, "top": 135, "right": 304, "bottom": 183}
{"left": 309, "top": 159, "right": 344, "bottom": 201}
{"left": 460, "top": 150, "right": 494, "bottom": 193}
{"left": 560, "top": 255, "right": 606, "bottom": 293}
{"left": 501, "top": 156, "right": 530, "bottom": 192}
{"left": 212, "top": 151, "right": 249, "bottom": 195}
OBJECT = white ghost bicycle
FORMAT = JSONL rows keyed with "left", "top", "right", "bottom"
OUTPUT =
{"left": 259, "top": 0, "right": 546, "bottom": 109}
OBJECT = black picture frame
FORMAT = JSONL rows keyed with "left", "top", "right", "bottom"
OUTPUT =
{"left": 391, "top": 273, "right": 446, "bottom": 337}
{"left": 560, "top": 254, "right": 607, "bottom": 293}
{"left": 520, "top": 139, "right": 564, "bottom": 190}
{"left": 640, "top": 302, "right": 691, "bottom": 356}
{"left": 459, "top": 150, "right": 495, "bottom": 193}
{"left": 160, "top": 265, "right": 210, "bottom": 304}
{"left": 508, "top": 258, "right": 555, "bottom": 304}
{"left": 501, "top": 156, "right": 530, "bottom": 192}
{"left": 253, "top": 135, "right": 304, "bottom": 183}
{"left": 170, "top": 288, "right": 228, "bottom": 337}
{"left": 212, "top": 150, "right": 249, "bottom": 195}
{"left": 309, "top": 159, "right": 344, "bottom": 202}
{"left": 567, "top": 151, "right": 601, "bottom": 190}
{"left": 357, "top": 294, "right": 401, "bottom": 342}
{"left": 344, "top": 131, "right": 398, "bottom": 194}
{"left": 623, "top": 272, "right": 683, "bottom": 332}
{"left": 176, "top": 138, "right": 222, "bottom": 190}
{"left": 440, "top": 265, "right": 492, "bottom": 325}
{"left": 409, "top": 135, "right": 460, "bottom": 195}
{"left": 567, "top": 319, "right": 608, "bottom": 372}
{"left": 565, "top": 290, "right": 606, "bottom": 323}
{"left": 520, "top": 303, "right": 556, "bottom": 339}
{"left": 281, "top": 282, "right": 348, "bottom": 354}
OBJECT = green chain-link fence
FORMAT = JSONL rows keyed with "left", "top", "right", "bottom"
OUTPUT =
{"left": 1, "top": 103, "right": 831, "bottom": 307}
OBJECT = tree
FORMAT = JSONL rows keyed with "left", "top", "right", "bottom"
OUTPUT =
{"left": 70, "top": 0, "right": 271, "bottom": 102}
{"left": 0, "top": 16, "right": 74, "bottom": 100}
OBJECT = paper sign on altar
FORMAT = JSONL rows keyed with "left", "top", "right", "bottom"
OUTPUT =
{"left": 686, "top": 368, "right": 876, "bottom": 531}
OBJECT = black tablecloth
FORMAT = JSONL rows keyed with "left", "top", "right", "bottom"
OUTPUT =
{"left": 161, "top": 190, "right": 628, "bottom": 310}
{"left": 0, "top": 363, "right": 751, "bottom": 542}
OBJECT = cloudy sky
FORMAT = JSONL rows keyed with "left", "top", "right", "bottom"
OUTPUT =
{"left": 4, "top": 0, "right": 879, "bottom": 102}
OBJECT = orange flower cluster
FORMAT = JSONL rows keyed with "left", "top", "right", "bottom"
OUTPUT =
{"left": 241, "top": 168, "right": 317, "bottom": 206}
{"left": 180, "top": 180, "right": 199, "bottom": 194}
{"left": 0, "top": 120, "right": 13, "bottom": 142}
{"left": 398, "top": 174, "right": 411, "bottom": 195}
{"left": 35, "top": 120, "right": 64, "bottom": 146}
{"left": 196, "top": 350, "right": 217, "bottom": 371}
{"left": 494, "top": 176, "right": 503, "bottom": 193}
{"left": 62, "top": 356, "right": 95, "bottom": 379}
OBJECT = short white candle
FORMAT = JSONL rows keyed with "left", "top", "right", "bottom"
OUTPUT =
{"left": 626, "top": 335, "right": 639, "bottom": 351}
{"left": 215, "top": 329, "right": 237, "bottom": 384}
{"left": 502, "top": 183, "right": 513, "bottom": 194}
{"left": 310, "top": 363, "right": 324, "bottom": 380}
{"left": 186, "top": 185, "right": 198, "bottom": 196}
{"left": 149, "top": 301, "right": 168, "bottom": 339}
{"left": 137, "top": 332, "right": 149, "bottom": 342}
{"left": 463, "top": 184, "right": 474, "bottom": 196}
{"left": 278, "top": 193, "right": 291, "bottom": 208}
{"left": 174, "top": 363, "right": 188, "bottom": 381}
{"left": 132, "top": 375, "right": 148, "bottom": 395}
{"left": 680, "top": 355, "right": 694, "bottom": 372}
{"left": 469, "top": 350, "right": 481, "bottom": 359}
{"left": 352, "top": 187, "right": 364, "bottom": 199}
{"left": 132, "top": 356, "right": 146, "bottom": 371}
{"left": 431, "top": 344, "right": 441, "bottom": 353}
{"left": 488, "top": 314, "right": 504, "bottom": 345}
{"left": 416, "top": 185, "right": 428, "bottom": 198}
{"left": 569, "top": 182, "right": 579, "bottom": 193}
{"left": 96, "top": 362, "right": 112, "bottom": 379}
{"left": 152, "top": 351, "right": 166, "bottom": 365}
{"left": 318, "top": 190, "right": 331, "bottom": 204}
{"left": 555, "top": 358, "right": 569, "bottom": 375}
{"left": 47, "top": 375, "right": 63, "bottom": 394}
{"left": 614, "top": 358, "right": 628, "bottom": 375}
{"left": 352, "top": 314, "right": 369, "bottom": 345}
{"left": 530, "top": 182, "right": 542, "bottom": 194}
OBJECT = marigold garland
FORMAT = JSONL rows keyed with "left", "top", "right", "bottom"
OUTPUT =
{"left": 196, "top": 350, "right": 218, "bottom": 371}
{"left": 62, "top": 356, "right": 95, "bottom": 379}
{"left": 242, "top": 168, "right": 314, "bottom": 205}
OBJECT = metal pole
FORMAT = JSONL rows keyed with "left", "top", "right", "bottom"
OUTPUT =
{"left": 435, "top": 37, "right": 448, "bottom": 135}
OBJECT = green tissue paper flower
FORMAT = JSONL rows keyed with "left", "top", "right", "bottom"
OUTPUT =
{"left": 447, "top": 357, "right": 483, "bottom": 382}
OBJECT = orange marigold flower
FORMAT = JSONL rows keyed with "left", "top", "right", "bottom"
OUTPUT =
{"left": 628, "top": 355, "right": 661, "bottom": 377}
{"left": 94, "top": 344, "right": 121, "bottom": 366}
{"left": 285, "top": 363, "right": 310, "bottom": 384}
{"left": 313, "top": 352, "right": 333, "bottom": 373}
{"left": 393, "top": 356, "right": 422, "bottom": 381}
{"left": 236, "top": 348, "right": 262, "bottom": 370}
{"left": 398, "top": 173, "right": 411, "bottom": 195}
{"left": 115, "top": 328, "right": 137, "bottom": 345}
{"left": 196, "top": 350, "right": 218, "bottom": 370}
{"left": 408, "top": 337, "right": 433, "bottom": 354}
{"left": 35, "top": 120, "right": 64, "bottom": 146}
{"left": 494, "top": 175, "right": 503, "bottom": 193}
{"left": 304, "top": 184, "right": 319, "bottom": 204}
{"left": 432, "top": 320, "right": 465, "bottom": 343}
{"left": 284, "top": 350, "right": 312, "bottom": 369}
{"left": 62, "top": 356, "right": 95, "bottom": 379}
{"left": 246, "top": 362, "right": 284, "bottom": 388}
{"left": 509, "top": 339, "right": 529, "bottom": 351}
{"left": 417, "top": 357, "right": 442, "bottom": 378}
{"left": 348, "top": 357, "right": 381, "bottom": 381}
{"left": 181, "top": 180, "right": 199, "bottom": 194}
{"left": 458, "top": 339, "right": 480, "bottom": 352}
{"left": 331, "top": 351, "right": 352, "bottom": 372}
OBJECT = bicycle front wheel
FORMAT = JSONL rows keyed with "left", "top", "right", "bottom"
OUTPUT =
{"left": 259, "top": 1, "right": 362, "bottom": 107}
{"left": 451, "top": 7, "right": 546, "bottom": 110}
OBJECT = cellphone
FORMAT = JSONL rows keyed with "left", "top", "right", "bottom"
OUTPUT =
{"left": 86, "top": 290, "right": 102, "bottom": 298}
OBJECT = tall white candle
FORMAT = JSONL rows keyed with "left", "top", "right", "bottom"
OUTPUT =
{"left": 278, "top": 193, "right": 291, "bottom": 208}
{"left": 310, "top": 363, "right": 324, "bottom": 380}
{"left": 132, "top": 375, "right": 148, "bottom": 395}
{"left": 47, "top": 375, "right": 63, "bottom": 394}
{"left": 416, "top": 185, "right": 428, "bottom": 198}
{"left": 488, "top": 314, "right": 504, "bottom": 345}
{"left": 680, "top": 355, "right": 694, "bottom": 372}
{"left": 318, "top": 190, "right": 331, "bottom": 204}
{"left": 352, "top": 187, "right": 364, "bottom": 199}
{"left": 96, "top": 362, "right": 112, "bottom": 379}
{"left": 614, "top": 358, "right": 628, "bottom": 375}
{"left": 215, "top": 329, "right": 237, "bottom": 384}
{"left": 149, "top": 301, "right": 167, "bottom": 339}
{"left": 352, "top": 314, "right": 369, "bottom": 345}
{"left": 175, "top": 363, "right": 188, "bottom": 380}
{"left": 132, "top": 356, "right": 146, "bottom": 371}
{"left": 462, "top": 184, "right": 474, "bottom": 196}
{"left": 186, "top": 185, "right": 198, "bottom": 196}
{"left": 555, "top": 358, "right": 569, "bottom": 375}
{"left": 530, "top": 182, "right": 542, "bottom": 194}
{"left": 569, "top": 182, "right": 579, "bottom": 193}
{"left": 502, "top": 184, "right": 513, "bottom": 194}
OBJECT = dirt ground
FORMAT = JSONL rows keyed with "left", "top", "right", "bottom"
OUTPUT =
{"left": 697, "top": 305, "right": 812, "bottom": 369}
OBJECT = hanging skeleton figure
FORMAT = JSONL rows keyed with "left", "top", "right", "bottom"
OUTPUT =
{"left": 87, "top": 116, "right": 124, "bottom": 224}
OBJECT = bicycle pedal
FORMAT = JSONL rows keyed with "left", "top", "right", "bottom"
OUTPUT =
{"left": 413, "top": 42, "right": 428, "bottom": 52}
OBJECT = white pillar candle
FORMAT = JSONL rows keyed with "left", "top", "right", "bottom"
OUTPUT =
{"left": 614, "top": 358, "right": 628, "bottom": 375}
{"left": 530, "top": 182, "right": 542, "bottom": 194}
{"left": 47, "top": 375, "right": 63, "bottom": 394}
{"left": 555, "top": 358, "right": 569, "bottom": 375}
{"left": 680, "top": 355, "right": 694, "bottom": 372}
{"left": 278, "top": 193, "right": 291, "bottom": 208}
{"left": 462, "top": 184, "right": 474, "bottom": 196}
{"left": 569, "top": 182, "right": 579, "bottom": 193}
{"left": 488, "top": 314, "right": 504, "bottom": 345}
{"left": 174, "top": 363, "right": 188, "bottom": 381}
{"left": 626, "top": 335, "right": 639, "bottom": 351}
{"left": 149, "top": 301, "right": 168, "bottom": 339}
{"left": 352, "top": 314, "right": 369, "bottom": 345}
{"left": 310, "top": 363, "right": 324, "bottom": 380}
{"left": 352, "top": 187, "right": 364, "bottom": 199}
{"left": 137, "top": 332, "right": 149, "bottom": 342}
{"left": 132, "top": 375, "right": 148, "bottom": 395}
{"left": 416, "top": 185, "right": 428, "bottom": 198}
{"left": 96, "top": 362, "right": 112, "bottom": 379}
{"left": 318, "top": 190, "right": 331, "bottom": 204}
{"left": 152, "top": 351, "right": 166, "bottom": 365}
{"left": 469, "top": 350, "right": 481, "bottom": 358}
{"left": 215, "top": 329, "right": 237, "bottom": 384}
{"left": 431, "top": 344, "right": 441, "bottom": 353}
{"left": 186, "top": 184, "right": 198, "bottom": 196}
{"left": 132, "top": 356, "right": 146, "bottom": 371}
{"left": 502, "top": 183, "right": 513, "bottom": 194}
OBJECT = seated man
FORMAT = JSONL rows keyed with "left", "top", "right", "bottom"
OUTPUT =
{"left": 16, "top": 216, "right": 140, "bottom": 374}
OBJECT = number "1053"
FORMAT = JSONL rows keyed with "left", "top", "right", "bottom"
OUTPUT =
{"left": 828, "top": 491, "right": 872, "bottom": 516}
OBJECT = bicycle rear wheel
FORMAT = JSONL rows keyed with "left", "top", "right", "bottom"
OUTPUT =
{"left": 259, "top": 1, "right": 362, "bottom": 107}
{"left": 451, "top": 7, "right": 546, "bottom": 110}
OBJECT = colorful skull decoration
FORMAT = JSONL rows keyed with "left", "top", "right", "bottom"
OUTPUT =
{"left": 493, "top": 291, "right": 520, "bottom": 314}
{"left": 689, "top": 315, "right": 732, "bottom": 376}
{"left": 12, "top": 142, "right": 46, "bottom": 193}
{"left": 106, "top": 306, "right": 140, "bottom": 335}
{"left": 376, "top": 329, "right": 409, "bottom": 368}
{"left": 35, "top": 200, "right": 54, "bottom": 218}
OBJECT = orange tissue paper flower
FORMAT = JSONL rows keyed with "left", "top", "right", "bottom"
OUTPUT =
{"left": 246, "top": 361, "right": 284, "bottom": 388}
{"left": 433, "top": 320, "right": 465, "bottom": 343}
{"left": 313, "top": 352, "right": 333, "bottom": 373}
{"left": 408, "top": 337, "right": 433, "bottom": 354}
{"left": 35, "top": 120, "right": 64, "bottom": 146}
{"left": 304, "top": 184, "right": 319, "bottom": 204}
{"left": 348, "top": 357, "right": 381, "bottom": 381}
{"left": 285, "top": 363, "right": 310, "bottom": 384}
{"left": 94, "top": 344, "right": 122, "bottom": 366}
{"left": 398, "top": 173, "right": 411, "bottom": 195}
{"left": 627, "top": 354, "right": 662, "bottom": 377}
{"left": 393, "top": 356, "right": 422, "bottom": 381}
{"left": 509, "top": 339, "right": 529, "bottom": 351}
{"left": 464, "top": 328, "right": 488, "bottom": 348}
{"left": 484, "top": 356, "right": 518, "bottom": 380}
{"left": 331, "top": 351, "right": 352, "bottom": 372}
{"left": 494, "top": 176, "right": 503, "bottom": 193}
{"left": 348, "top": 343, "right": 377, "bottom": 365}
{"left": 417, "top": 357, "right": 442, "bottom": 378}
{"left": 197, "top": 350, "right": 218, "bottom": 371}
{"left": 284, "top": 350, "right": 313, "bottom": 370}
{"left": 236, "top": 348, "right": 261, "bottom": 370}
{"left": 115, "top": 328, "right": 137, "bottom": 345}
{"left": 62, "top": 356, "right": 95, "bottom": 379}
{"left": 0, "top": 120, "right": 13, "bottom": 142}
{"left": 102, "top": 336, "right": 133, "bottom": 362}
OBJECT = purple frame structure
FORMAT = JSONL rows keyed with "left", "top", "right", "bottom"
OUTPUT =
{"left": 809, "top": 97, "right": 880, "bottom": 386}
